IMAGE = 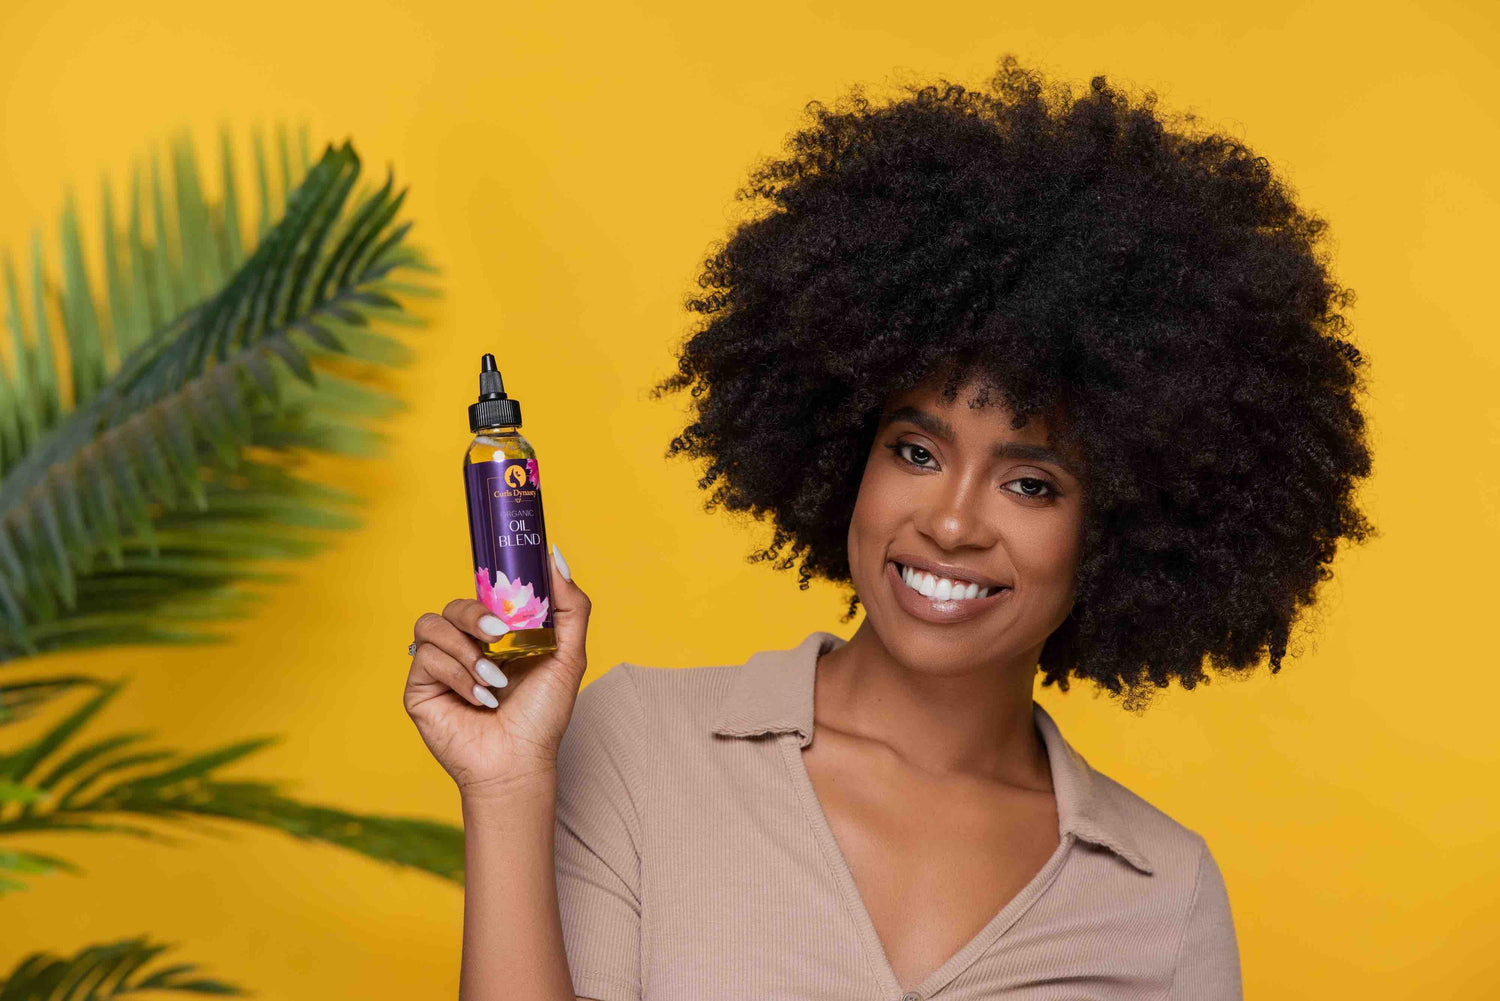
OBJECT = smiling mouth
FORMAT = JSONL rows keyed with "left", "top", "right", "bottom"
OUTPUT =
{"left": 891, "top": 561, "right": 1009, "bottom": 601}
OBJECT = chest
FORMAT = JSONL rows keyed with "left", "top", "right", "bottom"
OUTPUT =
{"left": 801, "top": 739, "right": 1061, "bottom": 992}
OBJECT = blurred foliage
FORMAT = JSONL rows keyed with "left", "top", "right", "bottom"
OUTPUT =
{"left": 0, "top": 936, "right": 243, "bottom": 999}
{"left": 0, "top": 123, "right": 458, "bottom": 993}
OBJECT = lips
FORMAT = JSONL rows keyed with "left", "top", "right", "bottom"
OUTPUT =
{"left": 888, "top": 553, "right": 1005, "bottom": 589}
{"left": 885, "top": 559, "right": 1010, "bottom": 625}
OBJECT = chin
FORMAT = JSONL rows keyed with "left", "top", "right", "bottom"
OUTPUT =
{"left": 863, "top": 563, "right": 1059, "bottom": 673}
{"left": 872, "top": 613, "right": 1001, "bottom": 673}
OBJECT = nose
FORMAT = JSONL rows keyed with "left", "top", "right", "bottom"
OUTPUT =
{"left": 915, "top": 469, "right": 998, "bottom": 551}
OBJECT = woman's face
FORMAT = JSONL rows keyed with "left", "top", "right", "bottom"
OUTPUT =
{"left": 847, "top": 373, "right": 1087, "bottom": 676}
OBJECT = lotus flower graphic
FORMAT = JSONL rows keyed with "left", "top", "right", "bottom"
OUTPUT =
{"left": 476, "top": 566, "right": 550, "bottom": 629}
{"left": 525, "top": 458, "right": 539, "bottom": 488}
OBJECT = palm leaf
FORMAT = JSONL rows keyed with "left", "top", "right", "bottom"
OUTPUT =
{"left": 0, "top": 681, "right": 122, "bottom": 784}
{"left": 0, "top": 677, "right": 464, "bottom": 883}
{"left": 5, "top": 451, "right": 376, "bottom": 659}
{"left": 0, "top": 127, "right": 460, "bottom": 980}
{"left": 0, "top": 849, "right": 82, "bottom": 895}
{"left": 0, "top": 676, "right": 99, "bottom": 726}
{"left": 0, "top": 122, "right": 438, "bottom": 660}
{"left": 0, "top": 937, "right": 242, "bottom": 998}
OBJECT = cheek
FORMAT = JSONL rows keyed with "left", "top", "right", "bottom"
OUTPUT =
{"left": 848, "top": 460, "right": 900, "bottom": 560}
{"left": 1014, "top": 514, "right": 1084, "bottom": 587}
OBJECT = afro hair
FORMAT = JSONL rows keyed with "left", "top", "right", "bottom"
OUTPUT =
{"left": 651, "top": 54, "right": 1376, "bottom": 710}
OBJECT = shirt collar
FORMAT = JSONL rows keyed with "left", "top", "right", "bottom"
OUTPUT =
{"left": 709, "top": 629, "right": 1155, "bottom": 875}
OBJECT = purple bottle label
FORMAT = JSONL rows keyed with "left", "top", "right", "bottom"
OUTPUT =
{"left": 464, "top": 455, "right": 553, "bottom": 631}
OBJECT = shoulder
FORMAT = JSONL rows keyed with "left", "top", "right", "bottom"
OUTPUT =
{"left": 1097, "top": 766, "right": 1212, "bottom": 863}
{"left": 1069, "top": 759, "right": 1241, "bottom": 984}
{"left": 576, "top": 658, "right": 742, "bottom": 726}
{"left": 566, "top": 658, "right": 743, "bottom": 749}
{"left": 565, "top": 660, "right": 645, "bottom": 737}
{"left": 1082, "top": 761, "right": 1234, "bottom": 936}
{"left": 556, "top": 659, "right": 751, "bottom": 817}
{"left": 1090, "top": 769, "right": 1246, "bottom": 996}
{"left": 1038, "top": 701, "right": 1216, "bottom": 875}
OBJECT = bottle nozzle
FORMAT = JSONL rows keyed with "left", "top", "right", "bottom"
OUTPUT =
{"left": 478, "top": 352, "right": 507, "bottom": 399}
{"left": 470, "top": 352, "right": 522, "bottom": 431}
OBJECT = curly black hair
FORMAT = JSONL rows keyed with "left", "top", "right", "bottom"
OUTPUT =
{"left": 650, "top": 54, "right": 1376, "bottom": 710}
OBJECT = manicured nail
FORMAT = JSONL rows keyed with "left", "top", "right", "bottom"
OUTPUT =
{"left": 475, "top": 658, "right": 508, "bottom": 688}
{"left": 552, "top": 543, "right": 572, "bottom": 581}
{"left": 472, "top": 683, "right": 499, "bottom": 709}
{"left": 479, "top": 614, "right": 509, "bottom": 637}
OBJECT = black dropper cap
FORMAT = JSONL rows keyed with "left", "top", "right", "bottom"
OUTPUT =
{"left": 469, "top": 353, "right": 522, "bottom": 431}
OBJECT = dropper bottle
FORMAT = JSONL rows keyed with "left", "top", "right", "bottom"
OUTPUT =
{"left": 461, "top": 353, "right": 557, "bottom": 662}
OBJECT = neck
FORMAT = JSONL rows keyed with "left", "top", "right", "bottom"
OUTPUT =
{"left": 814, "top": 618, "right": 1051, "bottom": 788}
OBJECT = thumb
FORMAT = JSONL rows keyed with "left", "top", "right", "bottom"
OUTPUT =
{"left": 548, "top": 542, "right": 590, "bottom": 674}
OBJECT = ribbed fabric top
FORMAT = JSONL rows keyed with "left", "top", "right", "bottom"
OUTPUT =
{"left": 550, "top": 630, "right": 1242, "bottom": 1001}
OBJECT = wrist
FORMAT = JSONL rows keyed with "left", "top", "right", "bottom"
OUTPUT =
{"left": 458, "top": 767, "right": 557, "bottom": 810}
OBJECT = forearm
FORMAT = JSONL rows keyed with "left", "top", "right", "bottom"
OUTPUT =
{"left": 459, "top": 773, "right": 576, "bottom": 1001}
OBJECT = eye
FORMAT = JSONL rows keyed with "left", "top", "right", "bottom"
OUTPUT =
{"left": 886, "top": 442, "right": 1060, "bottom": 501}
{"left": 885, "top": 442, "right": 937, "bottom": 468}
{"left": 1004, "top": 477, "right": 1057, "bottom": 500}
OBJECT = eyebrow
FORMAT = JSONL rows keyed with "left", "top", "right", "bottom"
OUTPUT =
{"left": 877, "top": 405, "right": 1078, "bottom": 477}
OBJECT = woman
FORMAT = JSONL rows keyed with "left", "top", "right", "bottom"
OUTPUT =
{"left": 404, "top": 55, "right": 1374, "bottom": 1001}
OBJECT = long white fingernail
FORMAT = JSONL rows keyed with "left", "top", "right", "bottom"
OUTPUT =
{"left": 552, "top": 544, "right": 572, "bottom": 581}
{"left": 472, "top": 683, "right": 499, "bottom": 709}
{"left": 479, "top": 614, "right": 510, "bottom": 637}
{"left": 475, "top": 658, "right": 508, "bottom": 688}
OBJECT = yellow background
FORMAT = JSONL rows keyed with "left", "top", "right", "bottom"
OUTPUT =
{"left": 2, "top": 0, "right": 1496, "bottom": 996}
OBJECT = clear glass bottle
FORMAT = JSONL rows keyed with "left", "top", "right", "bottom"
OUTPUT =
{"left": 462, "top": 353, "right": 557, "bottom": 662}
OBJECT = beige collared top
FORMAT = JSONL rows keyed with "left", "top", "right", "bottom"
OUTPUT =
{"left": 552, "top": 630, "right": 1242, "bottom": 1001}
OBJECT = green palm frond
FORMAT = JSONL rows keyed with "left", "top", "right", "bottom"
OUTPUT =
{"left": 0, "top": 121, "right": 437, "bottom": 661}
{"left": 0, "top": 849, "right": 81, "bottom": 895}
{"left": 8, "top": 447, "right": 373, "bottom": 656}
{"left": 0, "top": 676, "right": 97, "bottom": 726}
{"left": 0, "top": 936, "right": 242, "bottom": 998}
{"left": 0, "top": 128, "right": 460, "bottom": 992}
{"left": 0, "top": 677, "right": 464, "bottom": 893}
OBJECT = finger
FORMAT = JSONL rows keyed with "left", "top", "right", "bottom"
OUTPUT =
{"left": 547, "top": 543, "right": 590, "bottom": 674}
{"left": 408, "top": 640, "right": 501, "bottom": 709}
{"left": 442, "top": 596, "right": 517, "bottom": 649}
{"left": 415, "top": 610, "right": 510, "bottom": 692}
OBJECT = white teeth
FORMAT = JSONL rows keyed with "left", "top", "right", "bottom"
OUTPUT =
{"left": 898, "top": 563, "right": 994, "bottom": 602}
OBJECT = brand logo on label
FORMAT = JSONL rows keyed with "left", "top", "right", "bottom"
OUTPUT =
{"left": 504, "top": 464, "right": 528, "bottom": 488}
